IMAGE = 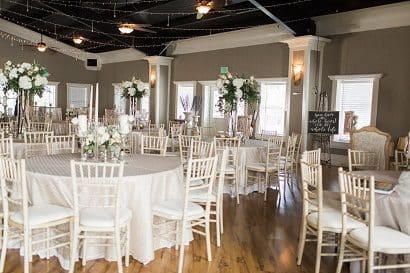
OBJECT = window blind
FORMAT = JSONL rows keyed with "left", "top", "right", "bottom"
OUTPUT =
{"left": 335, "top": 79, "right": 374, "bottom": 142}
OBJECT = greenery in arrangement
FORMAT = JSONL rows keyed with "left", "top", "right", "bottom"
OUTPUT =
{"left": 216, "top": 73, "right": 260, "bottom": 113}
{"left": 0, "top": 61, "right": 49, "bottom": 96}
{"left": 83, "top": 125, "right": 122, "bottom": 152}
{"left": 120, "top": 76, "right": 149, "bottom": 99}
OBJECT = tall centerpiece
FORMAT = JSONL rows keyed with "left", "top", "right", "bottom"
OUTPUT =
{"left": 120, "top": 77, "right": 149, "bottom": 118}
{"left": 0, "top": 61, "right": 49, "bottom": 135}
{"left": 216, "top": 73, "right": 259, "bottom": 137}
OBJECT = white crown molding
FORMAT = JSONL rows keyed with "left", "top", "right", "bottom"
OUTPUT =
{"left": 0, "top": 18, "right": 96, "bottom": 61}
{"left": 281, "top": 35, "right": 330, "bottom": 51}
{"left": 98, "top": 48, "right": 146, "bottom": 64}
{"left": 329, "top": 74, "right": 383, "bottom": 80}
{"left": 143, "top": 56, "right": 173, "bottom": 66}
{"left": 167, "top": 24, "right": 293, "bottom": 55}
{"left": 314, "top": 2, "right": 410, "bottom": 36}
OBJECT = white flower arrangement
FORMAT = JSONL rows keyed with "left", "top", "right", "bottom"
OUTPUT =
{"left": 83, "top": 125, "right": 123, "bottom": 152}
{"left": 0, "top": 61, "right": 49, "bottom": 97}
{"left": 216, "top": 73, "right": 259, "bottom": 113}
{"left": 120, "top": 76, "right": 148, "bottom": 99}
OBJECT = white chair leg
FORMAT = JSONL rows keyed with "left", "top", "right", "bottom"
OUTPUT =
{"left": 69, "top": 220, "right": 78, "bottom": 273}
{"left": 315, "top": 229, "right": 323, "bottom": 273}
{"left": 46, "top": 227, "right": 50, "bottom": 259}
{"left": 220, "top": 196, "right": 224, "bottom": 234}
{"left": 177, "top": 221, "right": 186, "bottom": 273}
{"left": 235, "top": 176, "right": 240, "bottom": 205}
{"left": 264, "top": 171, "right": 269, "bottom": 201}
{"left": 82, "top": 233, "right": 87, "bottom": 266}
{"left": 335, "top": 234, "right": 346, "bottom": 273}
{"left": 368, "top": 250, "right": 374, "bottom": 273}
{"left": 0, "top": 219, "right": 8, "bottom": 273}
{"left": 216, "top": 204, "right": 221, "bottom": 247}
{"left": 23, "top": 229, "right": 30, "bottom": 273}
{"left": 245, "top": 169, "right": 248, "bottom": 196}
{"left": 125, "top": 222, "right": 130, "bottom": 267}
{"left": 205, "top": 216, "right": 212, "bottom": 262}
{"left": 296, "top": 216, "right": 307, "bottom": 265}
{"left": 115, "top": 228, "right": 123, "bottom": 273}
{"left": 175, "top": 221, "right": 180, "bottom": 250}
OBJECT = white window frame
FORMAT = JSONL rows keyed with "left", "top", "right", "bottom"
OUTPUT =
{"left": 112, "top": 83, "right": 126, "bottom": 113}
{"left": 329, "top": 74, "right": 382, "bottom": 148}
{"left": 34, "top": 81, "right": 60, "bottom": 107}
{"left": 66, "top": 83, "right": 92, "bottom": 108}
{"left": 173, "top": 81, "right": 196, "bottom": 120}
{"left": 255, "top": 77, "right": 288, "bottom": 135}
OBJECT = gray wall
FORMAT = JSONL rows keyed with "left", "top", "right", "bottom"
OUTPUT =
{"left": 0, "top": 39, "right": 97, "bottom": 113}
{"left": 321, "top": 26, "right": 410, "bottom": 141}
{"left": 171, "top": 43, "right": 289, "bottom": 120}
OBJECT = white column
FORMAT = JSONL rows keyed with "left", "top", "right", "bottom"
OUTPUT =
{"left": 143, "top": 56, "right": 173, "bottom": 125}
{"left": 282, "top": 35, "right": 330, "bottom": 151}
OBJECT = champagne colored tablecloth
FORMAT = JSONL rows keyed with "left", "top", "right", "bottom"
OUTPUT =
{"left": 24, "top": 153, "right": 185, "bottom": 268}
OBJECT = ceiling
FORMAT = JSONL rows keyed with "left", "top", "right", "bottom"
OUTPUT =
{"left": 0, "top": 0, "right": 407, "bottom": 55}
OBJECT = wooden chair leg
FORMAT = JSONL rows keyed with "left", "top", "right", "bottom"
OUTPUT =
{"left": 264, "top": 171, "right": 269, "bottom": 201}
{"left": 69, "top": 222, "right": 78, "bottom": 273}
{"left": 335, "top": 233, "right": 346, "bottom": 273}
{"left": 235, "top": 176, "right": 240, "bottom": 205}
{"left": 216, "top": 204, "right": 221, "bottom": 247}
{"left": 125, "top": 222, "right": 130, "bottom": 267}
{"left": 205, "top": 216, "right": 212, "bottom": 262}
{"left": 220, "top": 196, "right": 224, "bottom": 234}
{"left": 296, "top": 217, "right": 307, "bottom": 265}
{"left": 368, "top": 250, "right": 374, "bottom": 273}
{"left": 46, "top": 227, "right": 50, "bottom": 259}
{"left": 23, "top": 229, "right": 30, "bottom": 273}
{"left": 177, "top": 221, "right": 186, "bottom": 273}
{"left": 82, "top": 233, "right": 87, "bottom": 266}
{"left": 0, "top": 219, "right": 8, "bottom": 273}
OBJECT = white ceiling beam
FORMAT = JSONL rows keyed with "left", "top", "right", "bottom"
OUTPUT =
{"left": 314, "top": 1, "right": 410, "bottom": 36}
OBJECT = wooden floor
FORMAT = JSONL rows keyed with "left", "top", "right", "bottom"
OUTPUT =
{"left": 2, "top": 167, "right": 347, "bottom": 273}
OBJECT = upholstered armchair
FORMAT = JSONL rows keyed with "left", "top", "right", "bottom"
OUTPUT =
{"left": 350, "top": 126, "right": 392, "bottom": 170}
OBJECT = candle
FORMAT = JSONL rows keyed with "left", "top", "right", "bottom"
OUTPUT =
{"left": 94, "top": 83, "right": 99, "bottom": 124}
{"left": 88, "top": 85, "right": 93, "bottom": 120}
{"left": 78, "top": 115, "right": 88, "bottom": 137}
{"left": 120, "top": 115, "right": 130, "bottom": 135}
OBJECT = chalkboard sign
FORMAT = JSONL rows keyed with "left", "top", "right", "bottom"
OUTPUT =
{"left": 308, "top": 111, "right": 339, "bottom": 134}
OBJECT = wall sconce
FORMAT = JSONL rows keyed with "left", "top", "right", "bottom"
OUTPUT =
{"left": 150, "top": 69, "right": 156, "bottom": 88}
{"left": 292, "top": 63, "right": 303, "bottom": 86}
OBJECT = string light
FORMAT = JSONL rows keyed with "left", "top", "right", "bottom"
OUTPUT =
{"left": 5, "top": 0, "right": 312, "bottom": 16}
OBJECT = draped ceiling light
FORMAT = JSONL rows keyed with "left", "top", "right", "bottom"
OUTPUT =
{"left": 196, "top": 0, "right": 213, "bottom": 19}
{"left": 118, "top": 23, "right": 135, "bottom": 34}
{"left": 72, "top": 35, "right": 84, "bottom": 44}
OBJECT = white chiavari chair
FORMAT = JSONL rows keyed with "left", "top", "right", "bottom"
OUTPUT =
{"left": 140, "top": 135, "right": 168, "bottom": 156}
{"left": 292, "top": 133, "right": 303, "bottom": 174}
{"left": 152, "top": 155, "right": 218, "bottom": 273}
{"left": 0, "top": 131, "right": 4, "bottom": 139}
{"left": 191, "top": 149, "right": 228, "bottom": 247}
{"left": 169, "top": 124, "right": 184, "bottom": 153}
{"left": 214, "top": 137, "right": 240, "bottom": 204}
{"left": 148, "top": 128, "right": 166, "bottom": 137}
{"left": 190, "top": 140, "right": 214, "bottom": 159}
{"left": 261, "top": 130, "right": 277, "bottom": 140}
{"left": 0, "top": 157, "right": 74, "bottom": 273}
{"left": 301, "top": 148, "right": 321, "bottom": 165}
{"left": 149, "top": 123, "right": 165, "bottom": 130}
{"left": 69, "top": 160, "right": 131, "bottom": 273}
{"left": 200, "top": 127, "right": 217, "bottom": 138}
{"left": 296, "top": 162, "right": 364, "bottom": 273}
{"left": 0, "top": 122, "right": 12, "bottom": 134}
{"left": 46, "top": 135, "right": 76, "bottom": 155}
{"left": 336, "top": 168, "right": 410, "bottom": 273}
{"left": 0, "top": 136, "right": 14, "bottom": 159}
{"left": 179, "top": 135, "right": 201, "bottom": 163}
{"left": 245, "top": 136, "right": 283, "bottom": 201}
{"left": 24, "top": 131, "right": 54, "bottom": 158}
{"left": 347, "top": 149, "right": 380, "bottom": 172}
{"left": 28, "top": 121, "right": 51, "bottom": 132}
{"left": 278, "top": 135, "right": 298, "bottom": 190}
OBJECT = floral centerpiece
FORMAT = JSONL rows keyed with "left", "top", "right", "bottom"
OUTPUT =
{"left": 120, "top": 77, "right": 149, "bottom": 117}
{"left": 0, "top": 61, "right": 49, "bottom": 134}
{"left": 83, "top": 125, "right": 122, "bottom": 154}
{"left": 216, "top": 73, "right": 259, "bottom": 136}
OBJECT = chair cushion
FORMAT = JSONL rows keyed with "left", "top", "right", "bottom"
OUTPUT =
{"left": 152, "top": 200, "right": 204, "bottom": 220}
{"left": 348, "top": 226, "right": 410, "bottom": 253}
{"left": 190, "top": 188, "right": 217, "bottom": 202}
{"left": 246, "top": 162, "right": 277, "bottom": 171}
{"left": 307, "top": 211, "right": 365, "bottom": 232}
{"left": 80, "top": 207, "right": 132, "bottom": 228}
{"left": 10, "top": 204, "right": 73, "bottom": 226}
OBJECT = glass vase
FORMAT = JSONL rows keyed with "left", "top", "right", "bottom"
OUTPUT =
{"left": 228, "top": 110, "right": 238, "bottom": 137}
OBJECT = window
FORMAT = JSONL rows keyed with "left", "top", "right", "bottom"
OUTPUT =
{"left": 67, "top": 83, "right": 92, "bottom": 108}
{"left": 140, "top": 83, "right": 150, "bottom": 115}
{"left": 34, "top": 82, "right": 59, "bottom": 107}
{"left": 0, "top": 90, "right": 17, "bottom": 116}
{"left": 258, "top": 79, "right": 287, "bottom": 135}
{"left": 175, "top": 82, "right": 195, "bottom": 120}
{"left": 330, "top": 74, "right": 381, "bottom": 143}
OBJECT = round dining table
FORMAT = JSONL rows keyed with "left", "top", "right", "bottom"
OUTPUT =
{"left": 25, "top": 153, "right": 185, "bottom": 269}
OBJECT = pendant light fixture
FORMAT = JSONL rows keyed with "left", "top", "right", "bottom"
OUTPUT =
{"left": 196, "top": 0, "right": 213, "bottom": 19}
{"left": 118, "top": 23, "right": 135, "bottom": 34}
{"left": 72, "top": 35, "right": 84, "bottom": 45}
{"left": 36, "top": 35, "right": 47, "bottom": 52}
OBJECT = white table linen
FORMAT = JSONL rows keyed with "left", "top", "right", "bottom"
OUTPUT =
{"left": 25, "top": 153, "right": 185, "bottom": 268}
